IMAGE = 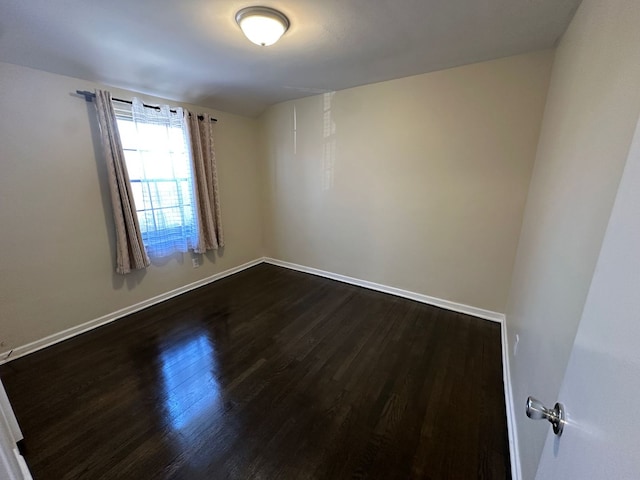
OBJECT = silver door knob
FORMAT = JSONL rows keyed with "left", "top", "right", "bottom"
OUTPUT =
{"left": 526, "top": 396, "right": 565, "bottom": 436}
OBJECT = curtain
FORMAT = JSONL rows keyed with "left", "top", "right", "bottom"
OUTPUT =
{"left": 185, "top": 111, "right": 224, "bottom": 253}
{"left": 129, "top": 99, "right": 198, "bottom": 258}
{"left": 94, "top": 90, "right": 150, "bottom": 274}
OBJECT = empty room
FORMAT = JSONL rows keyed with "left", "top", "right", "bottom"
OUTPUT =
{"left": 1, "top": 0, "right": 639, "bottom": 479}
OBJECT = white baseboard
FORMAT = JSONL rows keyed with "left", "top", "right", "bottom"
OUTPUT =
{"left": 0, "top": 258, "right": 264, "bottom": 365}
{"left": 263, "top": 257, "right": 505, "bottom": 323}
{"left": 14, "top": 448, "right": 32, "bottom": 480}
{"left": 264, "top": 257, "right": 504, "bottom": 323}
{"left": 501, "top": 320, "right": 521, "bottom": 480}
{"left": 2, "top": 256, "right": 505, "bottom": 366}
{"left": 266, "top": 257, "right": 518, "bottom": 478}
{"left": 1, "top": 254, "right": 518, "bottom": 477}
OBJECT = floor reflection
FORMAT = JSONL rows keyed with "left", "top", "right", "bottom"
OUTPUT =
{"left": 160, "top": 332, "right": 221, "bottom": 431}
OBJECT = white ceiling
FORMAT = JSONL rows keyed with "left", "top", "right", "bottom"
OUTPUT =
{"left": 0, "top": 0, "right": 581, "bottom": 117}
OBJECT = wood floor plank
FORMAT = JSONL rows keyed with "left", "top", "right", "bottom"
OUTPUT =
{"left": 0, "top": 264, "right": 511, "bottom": 479}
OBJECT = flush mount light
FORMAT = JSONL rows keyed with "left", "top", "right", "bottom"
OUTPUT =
{"left": 235, "top": 6, "right": 290, "bottom": 46}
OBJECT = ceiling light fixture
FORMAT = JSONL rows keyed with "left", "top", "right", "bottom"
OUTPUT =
{"left": 235, "top": 6, "right": 290, "bottom": 47}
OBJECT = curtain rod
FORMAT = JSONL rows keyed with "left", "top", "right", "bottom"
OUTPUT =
{"left": 75, "top": 90, "right": 217, "bottom": 123}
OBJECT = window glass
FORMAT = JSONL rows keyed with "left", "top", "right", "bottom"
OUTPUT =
{"left": 115, "top": 100, "right": 197, "bottom": 257}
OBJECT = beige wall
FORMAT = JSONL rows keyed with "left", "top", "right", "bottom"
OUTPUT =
{"left": 0, "top": 62, "right": 263, "bottom": 352}
{"left": 260, "top": 51, "right": 553, "bottom": 313}
{"left": 505, "top": 1, "right": 640, "bottom": 478}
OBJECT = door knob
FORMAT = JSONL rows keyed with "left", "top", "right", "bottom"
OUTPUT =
{"left": 526, "top": 396, "right": 565, "bottom": 436}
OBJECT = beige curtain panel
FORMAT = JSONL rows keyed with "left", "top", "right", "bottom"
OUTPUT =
{"left": 186, "top": 111, "right": 224, "bottom": 253}
{"left": 94, "top": 90, "right": 150, "bottom": 274}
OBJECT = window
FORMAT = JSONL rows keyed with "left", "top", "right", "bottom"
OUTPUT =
{"left": 114, "top": 99, "right": 198, "bottom": 258}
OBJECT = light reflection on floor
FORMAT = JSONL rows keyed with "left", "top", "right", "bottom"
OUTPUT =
{"left": 160, "top": 333, "right": 222, "bottom": 431}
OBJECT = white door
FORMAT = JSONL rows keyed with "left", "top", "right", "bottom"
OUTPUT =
{"left": 0, "top": 380, "right": 31, "bottom": 480}
{"left": 534, "top": 116, "right": 640, "bottom": 479}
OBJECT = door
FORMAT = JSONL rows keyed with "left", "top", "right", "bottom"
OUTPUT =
{"left": 534, "top": 115, "right": 640, "bottom": 478}
{"left": 0, "top": 380, "right": 31, "bottom": 479}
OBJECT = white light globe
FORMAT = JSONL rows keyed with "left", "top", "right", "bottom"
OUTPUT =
{"left": 236, "top": 7, "right": 290, "bottom": 47}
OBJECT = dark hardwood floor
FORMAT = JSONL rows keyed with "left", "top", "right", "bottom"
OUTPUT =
{"left": 0, "top": 264, "right": 511, "bottom": 479}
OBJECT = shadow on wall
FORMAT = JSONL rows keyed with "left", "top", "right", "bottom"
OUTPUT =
{"left": 78, "top": 93, "right": 147, "bottom": 291}
{"left": 205, "top": 246, "right": 224, "bottom": 264}
{"left": 81, "top": 91, "right": 147, "bottom": 291}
